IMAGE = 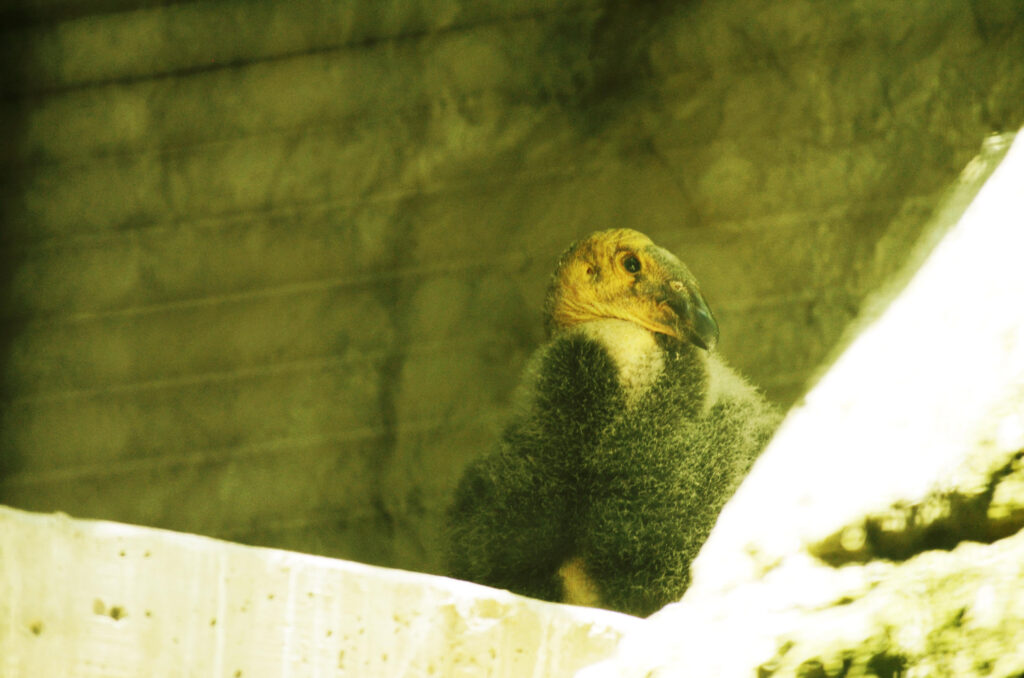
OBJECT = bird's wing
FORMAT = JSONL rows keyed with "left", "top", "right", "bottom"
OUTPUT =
{"left": 445, "top": 330, "right": 627, "bottom": 600}
{"left": 574, "top": 355, "right": 782, "bottom": 616}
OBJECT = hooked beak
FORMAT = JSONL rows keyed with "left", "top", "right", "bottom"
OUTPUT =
{"left": 647, "top": 246, "right": 720, "bottom": 351}
{"left": 666, "top": 280, "right": 719, "bottom": 350}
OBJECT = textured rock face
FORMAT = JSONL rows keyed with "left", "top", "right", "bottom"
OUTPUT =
{"left": 2, "top": 1, "right": 1023, "bottom": 574}
{"left": 580, "top": 131, "right": 1024, "bottom": 677}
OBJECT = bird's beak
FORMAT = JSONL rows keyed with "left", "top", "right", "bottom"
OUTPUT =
{"left": 647, "top": 247, "right": 720, "bottom": 351}
{"left": 667, "top": 281, "right": 719, "bottom": 350}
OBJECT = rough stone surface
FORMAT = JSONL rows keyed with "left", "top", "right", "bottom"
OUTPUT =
{"left": 1, "top": 1, "right": 1022, "bottom": 575}
{"left": 1, "top": 2, "right": 1023, "bottom": 673}
{"left": 579, "top": 131, "right": 1024, "bottom": 677}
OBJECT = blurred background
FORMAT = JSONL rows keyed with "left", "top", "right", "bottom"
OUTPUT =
{"left": 0, "top": 0, "right": 1021, "bottom": 577}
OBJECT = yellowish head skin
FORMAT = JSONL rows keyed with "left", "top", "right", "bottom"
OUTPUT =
{"left": 544, "top": 229, "right": 719, "bottom": 350}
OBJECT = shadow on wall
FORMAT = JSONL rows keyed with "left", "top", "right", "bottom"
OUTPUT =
{"left": 581, "top": 0, "right": 697, "bottom": 117}
{"left": 0, "top": 34, "right": 30, "bottom": 482}
{"left": 545, "top": 0, "right": 705, "bottom": 145}
{"left": 0, "top": 268, "right": 20, "bottom": 481}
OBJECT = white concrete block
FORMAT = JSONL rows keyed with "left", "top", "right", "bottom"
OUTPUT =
{"left": 0, "top": 507, "right": 638, "bottom": 677}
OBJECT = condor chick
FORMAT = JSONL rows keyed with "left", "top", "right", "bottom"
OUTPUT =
{"left": 445, "top": 229, "right": 780, "bottom": 617}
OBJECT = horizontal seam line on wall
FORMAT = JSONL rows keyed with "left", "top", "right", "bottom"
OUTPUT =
{"left": 0, "top": 59, "right": 915, "bottom": 175}
{"left": 0, "top": 409, "right": 506, "bottom": 486}
{"left": 3, "top": 89, "right": 573, "bottom": 175}
{"left": 0, "top": 2, "right": 601, "bottom": 100}
{"left": 2, "top": 333, "right": 516, "bottom": 405}
{"left": 0, "top": 153, "right": 602, "bottom": 247}
{"left": 0, "top": 0, "right": 206, "bottom": 30}
{"left": 0, "top": 206, "right": 937, "bottom": 331}
{"left": 0, "top": 191, "right": 935, "bottom": 326}
{"left": 5, "top": 11, "right": 1001, "bottom": 106}
{"left": 0, "top": 274, "right": 855, "bottom": 343}
{"left": 1, "top": 292, "right": 837, "bottom": 404}
{"left": 15, "top": 256, "right": 524, "bottom": 325}
{"left": 0, "top": 251, "right": 540, "bottom": 330}
{"left": 0, "top": 159, "right": 939, "bottom": 253}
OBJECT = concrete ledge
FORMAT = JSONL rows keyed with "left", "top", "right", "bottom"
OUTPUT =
{"left": 0, "top": 507, "right": 637, "bottom": 677}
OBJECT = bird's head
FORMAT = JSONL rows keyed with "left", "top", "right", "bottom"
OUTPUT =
{"left": 544, "top": 229, "right": 719, "bottom": 350}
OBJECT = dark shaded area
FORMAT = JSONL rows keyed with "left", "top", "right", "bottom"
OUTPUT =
{"left": 356, "top": 210, "right": 415, "bottom": 564}
{"left": 542, "top": 0, "right": 703, "bottom": 138}
{"left": 782, "top": 651, "right": 905, "bottom": 678}
{"left": 0, "top": 313, "right": 27, "bottom": 479}
{"left": 812, "top": 450, "right": 1024, "bottom": 565}
{"left": 866, "top": 652, "right": 909, "bottom": 678}
{"left": 794, "top": 656, "right": 853, "bottom": 678}
{"left": 761, "top": 643, "right": 908, "bottom": 678}
{"left": 0, "top": 26, "right": 30, "bottom": 481}
{"left": 0, "top": 0, "right": 191, "bottom": 29}
{"left": 579, "top": 0, "right": 684, "bottom": 112}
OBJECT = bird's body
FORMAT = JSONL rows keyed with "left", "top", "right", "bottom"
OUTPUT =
{"left": 445, "top": 229, "right": 780, "bottom": 617}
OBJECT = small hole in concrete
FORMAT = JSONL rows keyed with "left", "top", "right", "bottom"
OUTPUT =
{"left": 109, "top": 606, "right": 125, "bottom": 620}
{"left": 29, "top": 621, "right": 44, "bottom": 635}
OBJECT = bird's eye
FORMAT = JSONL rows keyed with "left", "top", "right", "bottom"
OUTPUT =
{"left": 622, "top": 254, "right": 641, "bottom": 273}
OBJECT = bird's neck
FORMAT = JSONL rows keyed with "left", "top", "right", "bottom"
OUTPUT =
{"left": 575, "top": 319, "right": 702, "bottom": 403}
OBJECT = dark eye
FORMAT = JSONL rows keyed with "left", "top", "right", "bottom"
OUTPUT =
{"left": 622, "top": 254, "right": 641, "bottom": 273}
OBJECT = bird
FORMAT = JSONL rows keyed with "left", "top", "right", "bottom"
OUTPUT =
{"left": 444, "top": 228, "right": 781, "bottom": 617}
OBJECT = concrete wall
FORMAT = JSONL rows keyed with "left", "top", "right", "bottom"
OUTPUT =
{"left": 3, "top": 131, "right": 1021, "bottom": 676}
{"left": 1, "top": 0, "right": 1022, "bottom": 575}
